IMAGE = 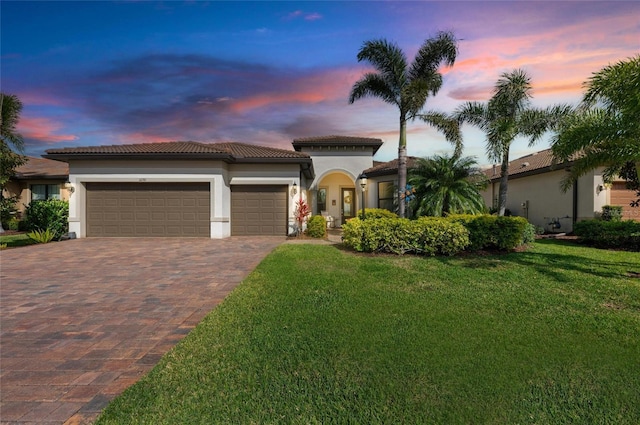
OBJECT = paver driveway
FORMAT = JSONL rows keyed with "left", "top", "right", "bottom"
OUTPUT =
{"left": 0, "top": 237, "right": 284, "bottom": 424}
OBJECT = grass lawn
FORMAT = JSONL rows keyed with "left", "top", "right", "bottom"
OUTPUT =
{"left": 96, "top": 240, "right": 640, "bottom": 424}
{"left": 0, "top": 233, "right": 36, "bottom": 248}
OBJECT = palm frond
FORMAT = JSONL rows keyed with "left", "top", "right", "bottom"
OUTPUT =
{"left": 349, "top": 73, "right": 399, "bottom": 106}
{"left": 419, "top": 110, "right": 463, "bottom": 156}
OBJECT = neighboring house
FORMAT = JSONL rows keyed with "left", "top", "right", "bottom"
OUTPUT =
{"left": 2, "top": 156, "right": 70, "bottom": 218}
{"left": 44, "top": 137, "right": 385, "bottom": 238}
{"left": 361, "top": 157, "right": 418, "bottom": 213}
{"left": 480, "top": 148, "right": 639, "bottom": 233}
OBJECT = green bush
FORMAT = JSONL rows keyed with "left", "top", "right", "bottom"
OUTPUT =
{"left": 6, "top": 217, "right": 21, "bottom": 231}
{"left": 601, "top": 205, "right": 623, "bottom": 221}
{"left": 448, "top": 214, "right": 531, "bottom": 251}
{"left": 342, "top": 217, "right": 469, "bottom": 256}
{"left": 24, "top": 199, "right": 69, "bottom": 240}
{"left": 27, "top": 228, "right": 56, "bottom": 244}
{"left": 363, "top": 208, "right": 398, "bottom": 219}
{"left": 0, "top": 196, "right": 19, "bottom": 227}
{"left": 574, "top": 219, "right": 640, "bottom": 251}
{"left": 306, "top": 215, "right": 327, "bottom": 238}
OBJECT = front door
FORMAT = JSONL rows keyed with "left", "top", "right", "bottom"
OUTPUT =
{"left": 341, "top": 188, "right": 356, "bottom": 224}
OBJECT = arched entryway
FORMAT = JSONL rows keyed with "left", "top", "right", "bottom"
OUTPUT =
{"left": 311, "top": 171, "right": 358, "bottom": 227}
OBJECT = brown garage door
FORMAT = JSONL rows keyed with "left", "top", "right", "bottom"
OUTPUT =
{"left": 231, "top": 185, "right": 287, "bottom": 235}
{"left": 86, "top": 182, "right": 210, "bottom": 237}
{"left": 611, "top": 182, "right": 639, "bottom": 221}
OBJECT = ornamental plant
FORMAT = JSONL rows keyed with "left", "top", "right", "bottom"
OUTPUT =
{"left": 294, "top": 199, "right": 311, "bottom": 233}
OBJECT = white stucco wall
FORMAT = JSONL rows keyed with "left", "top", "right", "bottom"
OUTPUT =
{"left": 482, "top": 168, "right": 607, "bottom": 233}
{"left": 67, "top": 159, "right": 301, "bottom": 238}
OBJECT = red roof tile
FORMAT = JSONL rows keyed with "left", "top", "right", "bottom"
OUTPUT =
{"left": 483, "top": 148, "right": 576, "bottom": 180}
{"left": 210, "top": 142, "right": 310, "bottom": 159}
{"left": 362, "top": 156, "right": 418, "bottom": 177}
{"left": 292, "top": 135, "right": 383, "bottom": 154}
{"left": 14, "top": 156, "right": 68, "bottom": 179}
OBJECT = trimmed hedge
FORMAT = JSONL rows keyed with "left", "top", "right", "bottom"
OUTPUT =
{"left": 306, "top": 215, "right": 327, "bottom": 238}
{"left": 363, "top": 208, "right": 398, "bottom": 219}
{"left": 574, "top": 219, "right": 640, "bottom": 251}
{"left": 343, "top": 214, "right": 534, "bottom": 256}
{"left": 342, "top": 217, "right": 469, "bottom": 256}
{"left": 448, "top": 214, "right": 532, "bottom": 251}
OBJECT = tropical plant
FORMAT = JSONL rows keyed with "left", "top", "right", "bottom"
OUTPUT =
{"left": 551, "top": 55, "right": 640, "bottom": 206}
{"left": 293, "top": 198, "right": 311, "bottom": 235}
{"left": 0, "top": 93, "right": 27, "bottom": 234}
{"left": 455, "top": 69, "right": 571, "bottom": 216}
{"left": 349, "top": 32, "right": 459, "bottom": 218}
{"left": 408, "top": 154, "right": 488, "bottom": 217}
{"left": 27, "top": 228, "right": 56, "bottom": 244}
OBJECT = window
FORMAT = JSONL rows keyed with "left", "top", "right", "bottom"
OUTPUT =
{"left": 31, "top": 184, "right": 61, "bottom": 201}
{"left": 378, "top": 181, "right": 395, "bottom": 211}
{"left": 317, "top": 188, "right": 327, "bottom": 212}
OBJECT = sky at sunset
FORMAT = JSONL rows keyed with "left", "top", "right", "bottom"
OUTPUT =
{"left": 2, "top": 1, "right": 639, "bottom": 166}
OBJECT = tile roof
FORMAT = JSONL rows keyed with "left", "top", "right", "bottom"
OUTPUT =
{"left": 210, "top": 142, "right": 310, "bottom": 159}
{"left": 45, "top": 141, "right": 309, "bottom": 161}
{"left": 45, "top": 141, "right": 229, "bottom": 155}
{"left": 483, "top": 148, "right": 575, "bottom": 180}
{"left": 292, "top": 135, "right": 383, "bottom": 154}
{"left": 13, "top": 156, "right": 69, "bottom": 179}
{"left": 362, "top": 156, "right": 419, "bottom": 177}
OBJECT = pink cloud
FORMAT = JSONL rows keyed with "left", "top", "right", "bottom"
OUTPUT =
{"left": 229, "top": 68, "right": 355, "bottom": 114}
{"left": 305, "top": 12, "right": 322, "bottom": 21}
{"left": 18, "top": 116, "right": 78, "bottom": 144}
{"left": 284, "top": 10, "right": 322, "bottom": 21}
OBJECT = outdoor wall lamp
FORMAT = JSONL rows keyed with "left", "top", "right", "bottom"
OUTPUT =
{"left": 292, "top": 181, "right": 297, "bottom": 196}
{"left": 359, "top": 175, "right": 367, "bottom": 220}
{"left": 64, "top": 180, "right": 75, "bottom": 194}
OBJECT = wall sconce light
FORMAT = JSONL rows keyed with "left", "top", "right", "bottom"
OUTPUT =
{"left": 291, "top": 181, "right": 297, "bottom": 196}
{"left": 64, "top": 180, "right": 75, "bottom": 194}
{"left": 359, "top": 175, "right": 367, "bottom": 220}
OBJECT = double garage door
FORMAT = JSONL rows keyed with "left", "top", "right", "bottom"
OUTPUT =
{"left": 85, "top": 183, "right": 288, "bottom": 237}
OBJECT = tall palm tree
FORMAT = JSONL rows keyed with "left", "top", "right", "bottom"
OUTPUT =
{"left": 1, "top": 93, "right": 25, "bottom": 153}
{"left": 455, "top": 69, "right": 570, "bottom": 216}
{"left": 552, "top": 55, "right": 640, "bottom": 194}
{"left": 349, "top": 32, "right": 459, "bottom": 218}
{"left": 409, "top": 154, "right": 487, "bottom": 217}
{"left": 0, "top": 93, "right": 27, "bottom": 233}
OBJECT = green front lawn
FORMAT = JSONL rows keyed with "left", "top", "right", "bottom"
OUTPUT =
{"left": 97, "top": 240, "right": 640, "bottom": 424}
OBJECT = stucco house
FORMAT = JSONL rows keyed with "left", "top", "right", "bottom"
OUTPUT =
{"left": 44, "top": 136, "right": 391, "bottom": 238}
{"left": 481, "top": 148, "right": 639, "bottom": 233}
{"left": 2, "top": 156, "right": 71, "bottom": 218}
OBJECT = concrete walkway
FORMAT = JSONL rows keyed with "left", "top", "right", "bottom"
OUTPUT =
{"left": 0, "top": 237, "right": 284, "bottom": 424}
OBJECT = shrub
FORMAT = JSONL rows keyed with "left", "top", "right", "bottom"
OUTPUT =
{"left": 363, "top": 208, "right": 398, "bottom": 219}
{"left": 342, "top": 217, "right": 469, "bottom": 256}
{"left": 0, "top": 243, "right": 7, "bottom": 250}
{"left": 448, "top": 214, "right": 531, "bottom": 251}
{"left": 6, "top": 217, "right": 21, "bottom": 231}
{"left": 306, "top": 215, "right": 327, "bottom": 238}
{"left": 601, "top": 205, "right": 623, "bottom": 221}
{"left": 574, "top": 219, "right": 640, "bottom": 251}
{"left": 27, "top": 228, "right": 56, "bottom": 244}
{"left": 24, "top": 199, "right": 69, "bottom": 240}
{"left": 0, "top": 196, "right": 19, "bottom": 228}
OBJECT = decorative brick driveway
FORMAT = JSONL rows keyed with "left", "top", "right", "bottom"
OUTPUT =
{"left": 0, "top": 237, "right": 284, "bottom": 424}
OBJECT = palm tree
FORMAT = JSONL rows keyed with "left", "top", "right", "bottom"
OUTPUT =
{"left": 552, "top": 55, "right": 640, "bottom": 195}
{"left": 0, "top": 93, "right": 26, "bottom": 234}
{"left": 455, "top": 69, "right": 570, "bottom": 216}
{"left": 349, "top": 32, "right": 459, "bottom": 218}
{"left": 408, "top": 154, "right": 487, "bottom": 217}
{"left": 1, "top": 93, "right": 25, "bottom": 153}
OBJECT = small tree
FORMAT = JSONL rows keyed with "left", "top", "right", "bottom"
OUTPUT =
{"left": 293, "top": 199, "right": 311, "bottom": 235}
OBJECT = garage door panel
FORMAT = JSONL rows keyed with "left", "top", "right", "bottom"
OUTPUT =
{"left": 86, "top": 182, "right": 210, "bottom": 237}
{"left": 231, "top": 185, "right": 287, "bottom": 236}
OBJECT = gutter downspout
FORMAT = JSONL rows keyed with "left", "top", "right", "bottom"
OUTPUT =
{"left": 572, "top": 179, "right": 578, "bottom": 229}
